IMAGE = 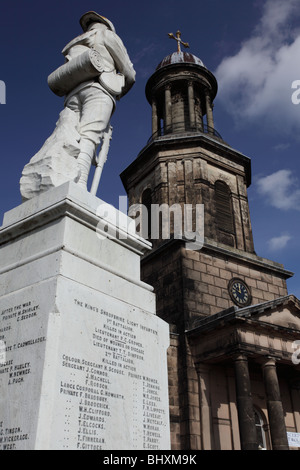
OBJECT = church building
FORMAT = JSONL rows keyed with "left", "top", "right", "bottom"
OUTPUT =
{"left": 120, "top": 34, "right": 300, "bottom": 450}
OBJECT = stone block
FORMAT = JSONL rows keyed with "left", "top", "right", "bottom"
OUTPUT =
{"left": 187, "top": 270, "right": 201, "bottom": 282}
{"left": 237, "top": 265, "right": 250, "bottom": 277}
{"left": 225, "top": 261, "right": 238, "bottom": 273}
{"left": 206, "top": 265, "right": 220, "bottom": 277}
{"left": 193, "top": 261, "right": 207, "bottom": 273}
{"left": 262, "top": 290, "right": 276, "bottom": 302}
{"left": 208, "top": 285, "right": 222, "bottom": 297}
{"left": 202, "top": 293, "right": 216, "bottom": 306}
{"left": 210, "top": 305, "right": 221, "bottom": 315}
{"left": 272, "top": 276, "right": 285, "bottom": 287}
{"left": 199, "top": 253, "right": 213, "bottom": 265}
{"left": 279, "top": 287, "right": 288, "bottom": 296}
{"left": 268, "top": 284, "right": 280, "bottom": 295}
{"left": 249, "top": 269, "right": 262, "bottom": 281}
{"left": 246, "top": 278, "right": 257, "bottom": 288}
{"left": 216, "top": 297, "right": 230, "bottom": 309}
{"left": 185, "top": 250, "right": 200, "bottom": 261}
{"left": 256, "top": 280, "right": 268, "bottom": 292}
{"left": 251, "top": 288, "right": 265, "bottom": 301}
{"left": 214, "top": 278, "right": 227, "bottom": 289}
{"left": 200, "top": 273, "right": 214, "bottom": 286}
{"left": 212, "top": 257, "right": 226, "bottom": 269}
{"left": 219, "top": 268, "right": 232, "bottom": 280}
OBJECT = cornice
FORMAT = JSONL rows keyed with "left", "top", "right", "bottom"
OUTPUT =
{"left": 120, "top": 132, "right": 252, "bottom": 191}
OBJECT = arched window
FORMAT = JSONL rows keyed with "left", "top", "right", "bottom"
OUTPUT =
{"left": 215, "top": 181, "right": 235, "bottom": 234}
{"left": 141, "top": 189, "right": 152, "bottom": 240}
{"left": 254, "top": 408, "right": 267, "bottom": 450}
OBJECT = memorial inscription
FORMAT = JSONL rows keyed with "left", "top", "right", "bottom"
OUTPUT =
{"left": 0, "top": 284, "right": 169, "bottom": 450}
{"left": 0, "top": 297, "right": 46, "bottom": 450}
{"left": 54, "top": 299, "right": 167, "bottom": 450}
{"left": 0, "top": 302, "right": 42, "bottom": 382}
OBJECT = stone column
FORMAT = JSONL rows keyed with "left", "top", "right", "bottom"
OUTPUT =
{"left": 151, "top": 97, "right": 159, "bottom": 137}
{"left": 198, "top": 96, "right": 203, "bottom": 131}
{"left": 196, "top": 364, "right": 214, "bottom": 450}
{"left": 195, "top": 94, "right": 203, "bottom": 131}
{"left": 164, "top": 85, "right": 172, "bottom": 133}
{"left": 234, "top": 354, "right": 258, "bottom": 450}
{"left": 188, "top": 81, "right": 196, "bottom": 129}
{"left": 262, "top": 358, "right": 289, "bottom": 450}
{"left": 205, "top": 90, "right": 214, "bottom": 133}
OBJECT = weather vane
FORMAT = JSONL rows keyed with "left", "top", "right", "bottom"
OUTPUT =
{"left": 168, "top": 30, "right": 189, "bottom": 53}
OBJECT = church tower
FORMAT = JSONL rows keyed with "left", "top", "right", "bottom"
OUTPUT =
{"left": 121, "top": 35, "right": 300, "bottom": 450}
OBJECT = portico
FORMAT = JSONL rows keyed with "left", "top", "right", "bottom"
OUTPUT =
{"left": 187, "top": 295, "right": 300, "bottom": 450}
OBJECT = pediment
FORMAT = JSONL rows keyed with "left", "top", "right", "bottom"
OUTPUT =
{"left": 245, "top": 295, "right": 300, "bottom": 331}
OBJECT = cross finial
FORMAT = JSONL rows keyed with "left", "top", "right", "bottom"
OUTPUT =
{"left": 168, "top": 30, "right": 190, "bottom": 53}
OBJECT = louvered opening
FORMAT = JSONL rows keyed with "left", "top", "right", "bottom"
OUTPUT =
{"left": 215, "top": 181, "right": 235, "bottom": 234}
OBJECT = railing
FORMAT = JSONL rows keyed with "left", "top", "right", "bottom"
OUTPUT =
{"left": 147, "top": 121, "right": 223, "bottom": 144}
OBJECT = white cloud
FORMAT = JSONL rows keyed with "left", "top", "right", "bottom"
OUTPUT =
{"left": 215, "top": 0, "right": 300, "bottom": 134}
{"left": 132, "top": 43, "right": 160, "bottom": 78}
{"left": 268, "top": 234, "right": 292, "bottom": 251}
{"left": 256, "top": 169, "right": 300, "bottom": 210}
{"left": 259, "top": 0, "right": 299, "bottom": 36}
{"left": 273, "top": 143, "right": 290, "bottom": 152}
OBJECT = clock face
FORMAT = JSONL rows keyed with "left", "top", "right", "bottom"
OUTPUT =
{"left": 228, "top": 278, "right": 251, "bottom": 307}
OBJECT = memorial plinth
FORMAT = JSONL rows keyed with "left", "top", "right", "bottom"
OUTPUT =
{"left": 0, "top": 182, "right": 170, "bottom": 450}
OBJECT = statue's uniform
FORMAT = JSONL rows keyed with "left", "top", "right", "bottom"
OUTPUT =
{"left": 61, "top": 25, "right": 135, "bottom": 187}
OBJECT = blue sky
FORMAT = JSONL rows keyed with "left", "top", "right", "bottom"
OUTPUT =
{"left": 0, "top": 0, "right": 300, "bottom": 297}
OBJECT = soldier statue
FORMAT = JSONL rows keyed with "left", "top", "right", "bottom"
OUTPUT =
{"left": 20, "top": 12, "right": 136, "bottom": 199}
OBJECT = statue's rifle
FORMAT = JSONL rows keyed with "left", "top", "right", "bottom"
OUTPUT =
{"left": 90, "top": 125, "right": 113, "bottom": 196}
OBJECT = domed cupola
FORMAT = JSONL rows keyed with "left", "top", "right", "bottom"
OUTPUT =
{"left": 156, "top": 51, "right": 207, "bottom": 70}
{"left": 145, "top": 31, "right": 221, "bottom": 141}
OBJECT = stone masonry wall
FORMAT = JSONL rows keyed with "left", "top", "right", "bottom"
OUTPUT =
{"left": 183, "top": 247, "right": 289, "bottom": 322}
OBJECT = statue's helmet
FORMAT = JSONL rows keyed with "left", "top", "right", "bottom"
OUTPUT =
{"left": 80, "top": 11, "right": 116, "bottom": 33}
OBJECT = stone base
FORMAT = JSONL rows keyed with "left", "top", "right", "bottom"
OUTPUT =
{"left": 0, "top": 182, "right": 170, "bottom": 450}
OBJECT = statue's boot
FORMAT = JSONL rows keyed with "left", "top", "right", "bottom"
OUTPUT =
{"left": 77, "top": 139, "right": 95, "bottom": 188}
{"left": 77, "top": 152, "right": 92, "bottom": 188}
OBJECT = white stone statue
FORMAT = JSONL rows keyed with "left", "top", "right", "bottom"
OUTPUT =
{"left": 20, "top": 12, "right": 136, "bottom": 200}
